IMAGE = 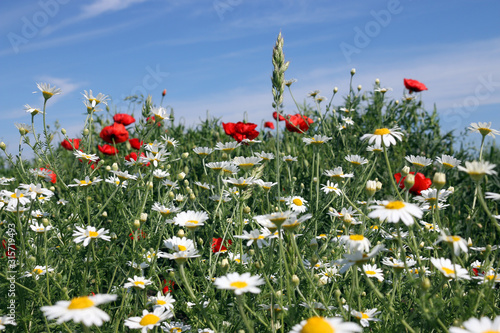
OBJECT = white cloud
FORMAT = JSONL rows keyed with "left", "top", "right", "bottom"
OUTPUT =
{"left": 80, "top": 0, "right": 148, "bottom": 19}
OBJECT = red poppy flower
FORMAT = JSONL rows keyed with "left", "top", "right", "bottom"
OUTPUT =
{"left": 99, "top": 123, "right": 129, "bottom": 144}
{"left": 61, "top": 138, "right": 80, "bottom": 150}
{"left": 129, "top": 230, "right": 147, "bottom": 240}
{"left": 273, "top": 111, "right": 286, "bottom": 121}
{"left": 162, "top": 279, "right": 175, "bottom": 294}
{"left": 129, "top": 138, "right": 143, "bottom": 150}
{"left": 394, "top": 172, "right": 432, "bottom": 195}
{"left": 404, "top": 79, "right": 428, "bottom": 94}
{"left": 285, "top": 114, "right": 314, "bottom": 133}
{"left": 162, "top": 89, "right": 167, "bottom": 97}
{"left": 264, "top": 121, "right": 275, "bottom": 130}
{"left": 113, "top": 113, "right": 136, "bottom": 126}
{"left": 98, "top": 144, "right": 119, "bottom": 155}
{"left": 2, "top": 239, "right": 15, "bottom": 259}
{"left": 40, "top": 167, "right": 57, "bottom": 183}
{"left": 211, "top": 237, "right": 232, "bottom": 253}
{"left": 222, "top": 122, "right": 259, "bottom": 142}
{"left": 125, "top": 152, "right": 150, "bottom": 167}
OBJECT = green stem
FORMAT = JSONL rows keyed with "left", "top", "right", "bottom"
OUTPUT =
{"left": 383, "top": 145, "right": 403, "bottom": 200}
{"left": 237, "top": 295, "right": 255, "bottom": 333}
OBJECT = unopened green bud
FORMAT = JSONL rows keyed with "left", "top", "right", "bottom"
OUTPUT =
{"left": 177, "top": 229, "right": 185, "bottom": 237}
{"left": 133, "top": 220, "right": 140, "bottom": 228}
{"left": 292, "top": 275, "right": 300, "bottom": 286}
{"left": 404, "top": 173, "right": 415, "bottom": 189}
{"left": 433, "top": 172, "right": 446, "bottom": 189}
{"left": 112, "top": 163, "right": 118, "bottom": 171}
{"left": 61, "top": 128, "right": 66, "bottom": 135}
{"left": 42, "top": 218, "right": 50, "bottom": 226}
{"left": 181, "top": 152, "right": 189, "bottom": 159}
{"left": 357, "top": 85, "right": 362, "bottom": 91}
{"left": 243, "top": 206, "right": 251, "bottom": 214}
{"left": 333, "top": 87, "right": 338, "bottom": 93}
{"left": 350, "top": 68, "right": 356, "bottom": 75}
{"left": 0, "top": 142, "right": 6, "bottom": 150}
{"left": 83, "top": 128, "right": 89, "bottom": 136}
{"left": 105, "top": 166, "right": 111, "bottom": 171}
{"left": 421, "top": 278, "right": 431, "bottom": 290}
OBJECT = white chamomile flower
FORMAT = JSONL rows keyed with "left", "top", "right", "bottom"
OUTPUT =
{"left": 286, "top": 196, "right": 308, "bottom": 213}
{"left": 368, "top": 200, "right": 423, "bottom": 226}
{"left": 362, "top": 264, "right": 384, "bottom": 282}
{"left": 124, "top": 276, "right": 153, "bottom": 289}
{"left": 72, "top": 226, "right": 110, "bottom": 247}
{"left": 405, "top": 155, "right": 433, "bottom": 168}
{"left": 289, "top": 316, "right": 362, "bottom": 333}
{"left": 148, "top": 291, "right": 175, "bottom": 310}
{"left": 360, "top": 126, "right": 404, "bottom": 147}
{"left": 345, "top": 155, "right": 368, "bottom": 166}
{"left": 41, "top": 294, "right": 117, "bottom": 327}
{"left": 302, "top": 135, "right": 332, "bottom": 145}
{"left": 214, "top": 272, "right": 264, "bottom": 295}
{"left": 193, "top": 147, "right": 213, "bottom": 156}
{"left": 468, "top": 122, "right": 500, "bottom": 138}
{"left": 430, "top": 257, "right": 470, "bottom": 280}
{"left": 458, "top": 160, "right": 497, "bottom": 181}
{"left": 436, "top": 154, "right": 461, "bottom": 169}
{"left": 339, "top": 234, "right": 371, "bottom": 253}
{"left": 449, "top": 316, "right": 500, "bottom": 333}
{"left": 124, "top": 307, "right": 172, "bottom": 332}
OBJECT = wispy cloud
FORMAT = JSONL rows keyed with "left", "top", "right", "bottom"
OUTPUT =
{"left": 80, "top": 0, "right": 148, "bottom": 19}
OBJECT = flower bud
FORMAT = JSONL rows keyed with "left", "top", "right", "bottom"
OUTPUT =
{"left": 162, "top": 89, "right": 167, "bottom": 97}
{"left": 334, "top": 289, "right": 342, "bottom": 298}
{"left": 357, "top": 85, "right": 362, "bottom": 91}
{"left": 168, "top": 271, "right": 176, "bottom": 278}
{"left": 350, "top": 68, "right": 356, "bottom": 75}
{"left": 147, "top": 181, "right": 153, "bottom": 189}
{"left": 112, "top": 163, "right": 118, "bottom": 171}
{"left": 376, "top": 180, "right": 383, "bottom": 191}
{"left": 292, "top": 274, "right": 300, "bottom": 286}
{"left": 110, "top": 232, "right": 117, "bottom": 240}
{"left": 184, "top": 180, "right": 190, "bottom": 186}
{"left": 275, "top": 290, "right": 282, "bottom": 298}
{"left": 61, "top": 128, "right": 67, "bottom": 135}
{"left": 133, "top": 220, "right": 141, "bottom": 228}
{"left": 433, "top": 172, "right": 446, "bottom": 189}
{"left": 140, "top": 213, "right": 148, "bottom": 222}
{"left": 189, "top": 193, "right": 196, "bottom": 201}
{"left": 221, "top": 258, "right": 229, "bottom": 270}
{"left": 0, "top": 142, "right": 5, "bottom": 150}
{"left": 181, "top": 152, "right": 189, "bottom": 159}
{"left": 292, "top": 176, "right": 297, "bottom": 182}
{"left": 342, "top": 213, "right": 353, "bottom": 224}
{"left": 177, "top": 229, "right": 185, "bottom": 237}
{"left": 404, "top": 173, "right": 415, "bottom": 189}
{"left": 421, "top": 278, "right": 431, "bottom": 290}
{"left": 50, "top": 186, "right": 55, "bottom": 191}
{"left": 401, "top": 166, "right": 411, "bottom": 177}
{"left": 222, "top": 153, "right": 228, "bottom": 159}
{"left": 168, "top": 191, "right": 175, "bottom": 199}
{"left": 309, "top": 238, "right": 318, "bottom": 250}
{"left": 42, "top": 218, "right": 50, "bottom": 226}
{"left": 375, "top": 78, "right": 380, "bottom": 85}
{"left": 447, "top": 186, "right": 454, "bottom": 193}
{"left": 177, "top": 172, "right": 186, "bottom": 180}
{"left": 83, "top": 128, "right": 89, "bottom": 136}
{"left": 105, "top": 166, "right": 111, "bottom": 171}
{"left": 313, "top": 177, "right": 318, "bottom": 183}
{"left": 395, "top": 100, "right": 400, "bottom": 105}
{"left": 365, "top": 180, "right": 377, "bottom": 197}
{"left": 243, "top": 206, "right": 251, "bottom": 214}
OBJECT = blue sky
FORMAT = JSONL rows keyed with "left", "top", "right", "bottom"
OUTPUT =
{"left": 1, "top": 0, "right": 500, "bottom": 155}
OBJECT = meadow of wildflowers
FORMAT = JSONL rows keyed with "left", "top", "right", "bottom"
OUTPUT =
{"left": 1, "top": 33, "right": 500, "bottom": 332}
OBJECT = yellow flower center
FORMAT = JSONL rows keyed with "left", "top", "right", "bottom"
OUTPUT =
{"left": 361, "top": 313, "right": 369, "bottom": 319}
{"left": 351, "top": 161, "right": 361, "bottom": 165}
{"left": 443, "top": 162, "right": 454, "bottom": 168}
{"left": 230, "top": 281, "right": 248, "bottom": 289}
{"left": 385, "top": 201, "right": 405, "bottom": 209}
{"left": 365, "top": 270, "right": 376, "bottom": 275}
{"left": 178, "top": 245, "right": 187, "bottom": 251}
{"left": 68, "top": 296, "right": 94, "bottom": 309}
{"left": 134, "top": 281, "right": 145, "bottom": 286}
{"left": 483, "top": 331, "right": 500, "bottom": 333}
{"left": 478, "top": 128, "right": 492, "bottom": 136}
{"left": 450, "top": 236, "right": 461, "bottom": 242}
{"left": 441, "top": 267, "right": 455, "bottom": 276}
{"left": 374, "top": 128, "right": 390, "bottom": 135}
{"left": 33, "top": 268, "right": 44, "bottom": 274}
{"left": 319, "top": 234, "right": 326, "bottom": 237}
{"left": 240, "top": 163, "right": 253, "bottom": 168}
{"left": 187, "top": 220, "right": 199, "bottom": 225}
{"left": 80, "top": 180, "right": 90, "bottom": 185}
{"left": 139, "top": 314, "right": 160, "bottom": 326}
{"left": 300, "top": 317, "right": 334, "bottom": 333}
{"left": 157, "top": 300, "right": 166, "bottom": 305}
{"left": 170, "top": 328, "right": 182, "bottom": 333}
{"left": 349, "top": 234, "right": 364, "bottom": 241}
{"left": 11, "top": 193, "right": 23, "bottom": 198}
{"left": 88, "top": 231, "right": 99, "bottom": 238}
{"left": 413, "top": 162, "right": 425, "bottom": 167}
{"left": 292, "top": 198, "right": 303, "bottom": 206}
